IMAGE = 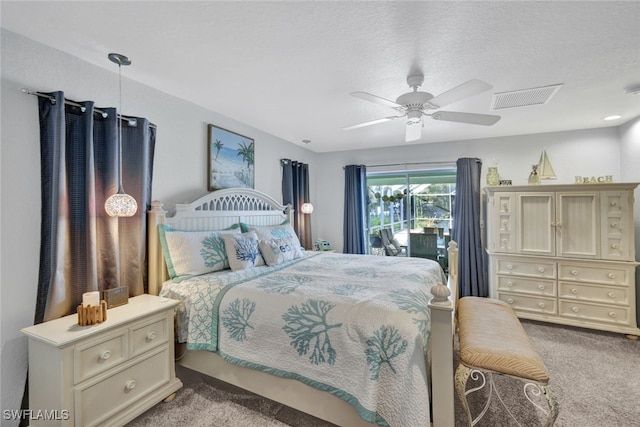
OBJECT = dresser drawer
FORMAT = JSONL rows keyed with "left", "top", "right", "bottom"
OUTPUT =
{"left": 558, "top": 263, "right": 630, "bottom": 285}
{"left": 559, "top": 282, "right": 629, "bottom": 305}
{"left": 74, "top": 330, "right": 128, "bottom": 384}
{"left": 497, "top": 293, "right": 557, "bottom": 315}
{"left": 495, "top": 258, "right": 556, "bottom": 279}
{"left": 497, "top": 276, "right": 556, "bottom": 296}
{"left": 130, "top": 315, "right": 168, "bottom": 358}
{"left": 75, "top": 346, "right": 170, "bottom": 427}
{"left": 559, "top": 300, "right": 630, "bottom": 326}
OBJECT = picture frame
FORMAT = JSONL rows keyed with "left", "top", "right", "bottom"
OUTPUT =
{"left": 207, "top": 124, "right": 254, "bottom": 191}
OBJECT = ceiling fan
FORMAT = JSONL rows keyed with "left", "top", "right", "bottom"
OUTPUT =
{"left": 344, "top": 75, "right": 501, "bottom": 142}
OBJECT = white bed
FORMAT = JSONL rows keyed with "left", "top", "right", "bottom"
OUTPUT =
{"left": 147, "top": 188, "right": 457, "bottom": 427}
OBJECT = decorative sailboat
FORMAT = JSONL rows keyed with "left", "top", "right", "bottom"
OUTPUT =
{"left": 537, "top": 150, "right": 556, "bottom": 180}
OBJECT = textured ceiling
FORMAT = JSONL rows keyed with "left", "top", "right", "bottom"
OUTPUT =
{"left": 2, "top": 1, "right": 640, "bottom": 153}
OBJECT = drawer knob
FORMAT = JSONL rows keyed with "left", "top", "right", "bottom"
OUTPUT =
{"left": 571, "top": 288, "right": 578, "bottom": 294}
{"left": 507, "top": 264, "right": 513, "bottom": 270}
{"left": 608, "top": 312, "right": 617, "bottom": 318}
{"left": 125, "top": 380, "right": 136, "bottom": 391}
{"left": 571, "top": 269, "right": 579, "bottom": 276}
{"left": 537, "top": 267, "right": 545, "bottom": 273}
{"left": 507, "top": 298, "right": 514, "bottom": 304}
{"left": 608, "top": 292, "right": 616, "bottom": 298}
{"left": 572, "top": 306, "right": 580, "bottom": 313}
{"left": 538, "top": 285, "right": 545, "bottom": 290}
{"left": 610, "top": 201, "right": 618, "bottom": 207}
{"left": 507, "top": 281, "right": 514, "bottom": 287}
{"left": 608, "top": 273, "right": 616, "bottom": 279}
{"left": 611, "top": 223, "right": 619, "bottom": 228}
{"left": 611, "top": 244, "right": 619, "bottom": 249}
{"left": 146, "top": 331, "right": 157, "bottom": 341}
{"left": 538, "top": 303, "right": 545, "bottom": 308}
{"left": 99, "top": 350, "right": 111, "bottom": 361}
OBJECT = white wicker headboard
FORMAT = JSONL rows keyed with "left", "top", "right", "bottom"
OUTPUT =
{"left": 147, "top": 188, "right": 293, "bottom": 295}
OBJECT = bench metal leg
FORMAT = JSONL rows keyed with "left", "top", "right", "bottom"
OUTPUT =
{"left": 455, "top": 363, "right": 559, "bottom": 426}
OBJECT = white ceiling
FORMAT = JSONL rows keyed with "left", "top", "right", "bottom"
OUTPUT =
{"left": 2, "top": 1, "right": 640, "bottom": 153}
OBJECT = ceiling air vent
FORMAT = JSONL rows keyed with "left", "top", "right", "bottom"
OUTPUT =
{"left": 491, "top": 84, "right": 563, "bottom": 110}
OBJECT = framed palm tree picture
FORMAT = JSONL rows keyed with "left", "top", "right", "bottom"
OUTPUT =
{"left": 207, "top": 124, "right": 254, "bottom": 190}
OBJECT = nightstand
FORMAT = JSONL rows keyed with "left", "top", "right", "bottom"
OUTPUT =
{"left": 21, "top": 294, "right": 182, "bottom": 426}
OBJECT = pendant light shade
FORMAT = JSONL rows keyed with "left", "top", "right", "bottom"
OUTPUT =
{"left": 105, "top": 53, "right": 138, "bottom": 217}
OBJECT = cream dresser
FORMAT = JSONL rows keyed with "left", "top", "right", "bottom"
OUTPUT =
{"left": 485, "top": 183, "right": 639, "bottom": 336}
{"left": 21, "top": 294, "right": 183, "bottom": 426}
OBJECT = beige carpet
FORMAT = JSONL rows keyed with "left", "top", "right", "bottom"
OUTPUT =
{"left": 127, "top": 320, "right": 640, "bottom": 426}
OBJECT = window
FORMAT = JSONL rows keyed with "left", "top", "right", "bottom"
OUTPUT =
{"left": 367, "top": 170, "right": 455, "bottom": 265}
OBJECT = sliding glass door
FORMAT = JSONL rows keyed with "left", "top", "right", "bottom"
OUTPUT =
{"left": 367, "top": 170, "right": 456, "bottom": 267}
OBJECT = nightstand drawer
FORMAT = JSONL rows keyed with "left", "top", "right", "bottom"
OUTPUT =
{"left": 74, "top": 330, "right": 128, "bottom": 384}
{"left": 130, "top": 315, "right": 168, "bottom": 357}
{"left": 75, "top": 346, "right": 170, "bottom": 427}
{"left": 559, "top": 282, "right": 629, "bottom": 305}
{"left": 497, "top": 276, "right": 556, "bottom": 296}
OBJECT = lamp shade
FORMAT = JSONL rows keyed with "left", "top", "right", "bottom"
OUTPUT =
{"left": 105, "top": 192, "right": 138, "bottom": 217}
{"left": 300, "top": 202, "right": 314, "bottom": 214}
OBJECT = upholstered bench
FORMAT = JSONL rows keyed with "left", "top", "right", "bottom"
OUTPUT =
{"left": 455, "top": 296, "right": 559, "bottom": 426}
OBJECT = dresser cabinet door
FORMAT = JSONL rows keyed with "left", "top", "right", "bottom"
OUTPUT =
{"left": 517, "top": 193, "right": 555, "bottom": 256}
{"left": 556, "top": 192, "right": 599, "bottom": 258}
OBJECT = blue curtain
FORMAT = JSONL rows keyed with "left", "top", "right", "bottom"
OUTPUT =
{"left": 281, "top": 159, "right": 312, "bottom": 249}
{"left": 453, "top": 158, "right": 488, "bottom": 297}
{"left": 35, "top": 91, "right": 155, "bottom": 324}
{"left": 343, "top": 164, "right": 367, "bottom": 254}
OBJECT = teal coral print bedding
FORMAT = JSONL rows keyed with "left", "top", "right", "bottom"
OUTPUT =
{"left": 160, "top": 252, "right": 446, "bottom": 427}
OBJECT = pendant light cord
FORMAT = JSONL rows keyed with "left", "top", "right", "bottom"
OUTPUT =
{"left": 117, "top": 62, "right": 125, "bottom": 193}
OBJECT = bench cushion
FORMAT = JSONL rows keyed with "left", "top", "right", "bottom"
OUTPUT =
{"left": 458, "top": 297, "right": 549, "bottom": 383}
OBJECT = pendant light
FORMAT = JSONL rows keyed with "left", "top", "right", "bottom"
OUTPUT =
{"left": 104, "top": 53, "right": 138, "bottom": 217}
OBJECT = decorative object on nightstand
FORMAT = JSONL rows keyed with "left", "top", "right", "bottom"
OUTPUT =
{"left": 77, "top": 291, "right": 108, "bottom": 326}
{"left": 21, "top": 294, "right": 183, "bottom": 426}
{"left": 528, "top": 164, "right": 540, "bottom": 185}
{"left": 102, "top": 285, "right": 129, "bottom": 308}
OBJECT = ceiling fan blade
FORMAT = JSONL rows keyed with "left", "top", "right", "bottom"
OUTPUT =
{"left": 429, "top": 79, "right": 493, "bottom": 108}
{"left": 432, "top": 111, "right": 501, "bottom": 126}
{"left": 405, "top": 121, "right": 422, "bottom": 142}
{"left": 349, "top": 91, "right": 402, "bottom": 109}
{"left": 343, "top": 116, "right": 400, "bottom": 130}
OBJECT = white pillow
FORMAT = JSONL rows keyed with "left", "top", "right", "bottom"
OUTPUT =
{"left": 222, "top": 231, "right": 265, "bottom": 271}
{"left": 158, "top": 224, "right": 241, "bottom": 279}
{"left": 249, "top": 223, "right": 303, "bottom": 250}
{"left": 259, "top": 237, "right": 304, "bottom": 266}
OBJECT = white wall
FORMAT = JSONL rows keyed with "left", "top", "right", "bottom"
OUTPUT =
{"left": 619, "top": 115, "right": 640, "bottom": 317}
{"left": 315, "top": 127, "right": 623, "bottom": 251}
{"left": 0, "top": 30, "right": 315, "bottom": 423}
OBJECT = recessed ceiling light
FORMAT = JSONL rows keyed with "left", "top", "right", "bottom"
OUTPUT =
{"left": 603, "top": 115, "right": 622, "bottom": 121}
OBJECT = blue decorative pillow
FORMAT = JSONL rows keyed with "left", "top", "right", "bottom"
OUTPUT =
{"left": 248, "top": 223, "right": 303, "bottom": 250}
{"left": 158, "top": 224, "right": 241, "bottom": 280}
{"left": 222, "top": 231, "right": 266, "bottom": 271}
{"left": 259, "top": 237, "right": 304, "bottom": 266}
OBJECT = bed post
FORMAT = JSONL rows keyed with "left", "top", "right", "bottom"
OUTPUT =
{"left": 427, "top": 241, "right": 458, "bottom": 427}
{"left": 148, "top": 200, "right": 167, "bottom": 296}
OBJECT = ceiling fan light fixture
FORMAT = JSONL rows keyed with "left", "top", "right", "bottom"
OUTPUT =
{"left": 407, "top": 110, "right": 423, "bottom": 123}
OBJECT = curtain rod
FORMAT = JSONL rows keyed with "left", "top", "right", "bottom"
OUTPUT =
{"left": 344, "top": 160, "right": 456, "bottom": 169}
{"left": 21, "top": 88, "right": 157, "bottom": 129}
